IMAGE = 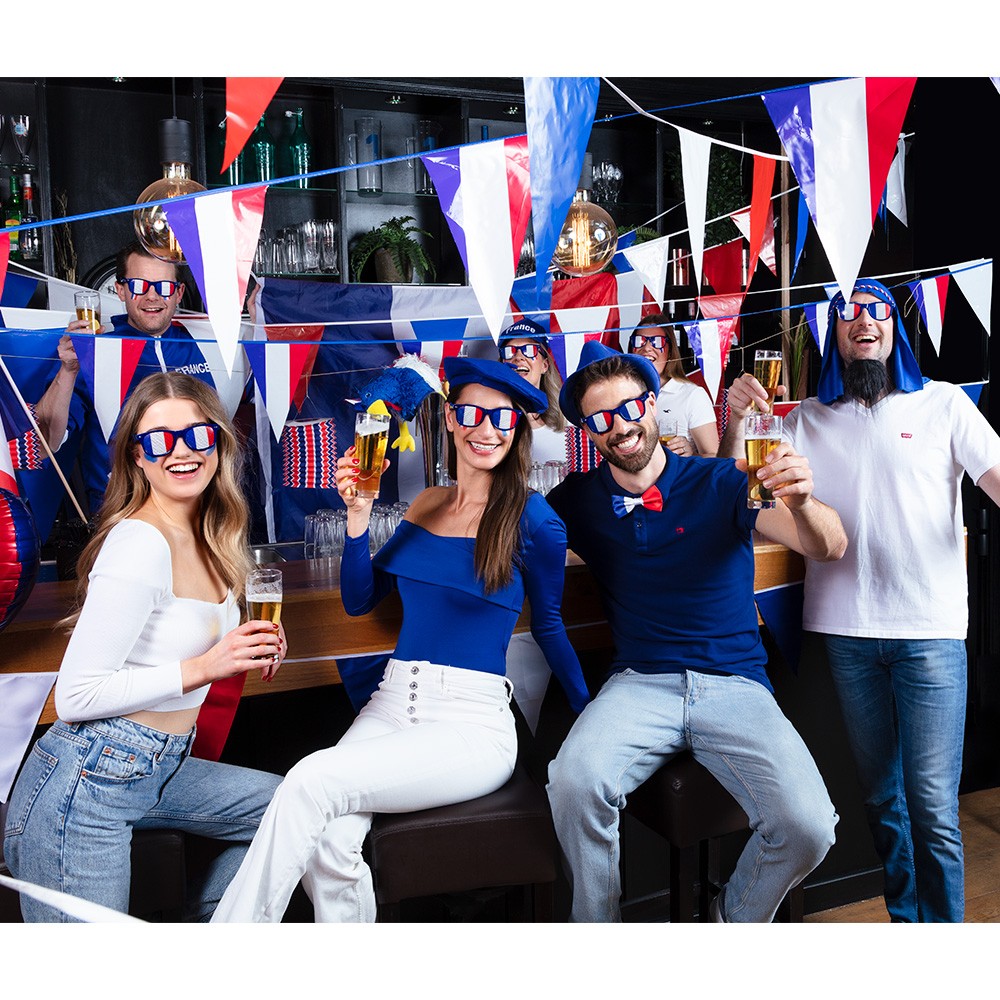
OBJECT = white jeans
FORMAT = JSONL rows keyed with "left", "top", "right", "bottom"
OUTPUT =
{"left": 212, "top": 659, "right": 517, "bottom": 922}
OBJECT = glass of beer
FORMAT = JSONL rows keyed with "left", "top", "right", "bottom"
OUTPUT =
{"left": 744, "top": 412, "right": 782, "bottom": 509}
{"left": 354, "top": 411, "right": 391, "bottom": 499}
{"left": 753, "top": 350, "right": 782, "bottom": 411}
{"left": 246, "top": 567, "right": 282, "bottom": 649}
{"left": 74, "top": 290, "right": 102, "bottom": 333}
{"left": 659, "top": 418, "right": 679, "bottom": 448}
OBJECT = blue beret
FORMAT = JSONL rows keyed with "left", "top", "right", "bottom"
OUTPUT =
{"left": 443, "top": 356, "right": 548, "bottom": 414}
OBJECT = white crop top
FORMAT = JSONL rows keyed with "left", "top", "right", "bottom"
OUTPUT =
{"left": 54, "top": 519, "right": 239, "bottom": 722}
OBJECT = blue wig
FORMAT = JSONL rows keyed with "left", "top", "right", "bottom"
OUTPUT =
{"left": 816, "top": 278, "right": 924, "bottom": 404}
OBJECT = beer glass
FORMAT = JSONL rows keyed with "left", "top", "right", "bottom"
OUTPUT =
{"left": 246, "top": 568, "right": 282, "bottom": 659}
{"left": 744, "top": 412, "right": 782, "bottom": 509}
{"left": 658, "top": 418, "right": 679, "bottom": 447}
{"left": 753, "top": 350, "right": 782, "bottom": 412}
{"left": 354, "top": 411, "right": 391, "bottom": 499}
{"left": 74, "top": 290, "right": 102, "bottom": 333}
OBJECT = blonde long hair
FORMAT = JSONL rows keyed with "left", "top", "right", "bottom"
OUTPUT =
{"left": 66, "top": 373, "right": 253, "bottom": 626}
{"left": 634, "top": 313, "right": 693, "bottom": 384}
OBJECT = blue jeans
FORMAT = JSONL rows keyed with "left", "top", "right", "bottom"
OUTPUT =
{"left": 546, "top": 669, "right": 837, "bottom": 922}
{"left": 3, "top": 717, "right": 282, "bottom": 922}
{"left": 823, "top": 635, "right": 967, "bottom": 923}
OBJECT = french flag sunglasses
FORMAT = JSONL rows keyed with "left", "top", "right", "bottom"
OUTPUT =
{"left": 500, "top": 343, "right": 547, "bottom": 361}
{"left": 121, "top": 278, "right": 182, "bottom": 299}
{"left": 582, "top": 394, "right": 651, "bottom": 434}
{"left": 628, "top": 332, "right": 667, "bottom": 351}
{"left": 134, "top": 423, "right": 220, "bottom": 461}
{"left": 836, "top": 300, "right": 894, "bottom": 322}
{"left": 448, "top": 404, "right": 521, "bottom": 432}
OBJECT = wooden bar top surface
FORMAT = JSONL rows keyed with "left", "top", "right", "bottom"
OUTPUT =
{"left": 0, "top": 537, "right": 804, "bottom": 726}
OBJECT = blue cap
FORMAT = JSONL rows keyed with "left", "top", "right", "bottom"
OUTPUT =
{"left": 817, "top": 278, "right": 924, "bottom": 404}
{"left": 559, "top": 340, "right": 660, "bottom": 428}
{"left": 498, "top": 318, "right": 549, "bottom": 347}
{"left": 443, "top": 356, "right": 548, "bottom": 414}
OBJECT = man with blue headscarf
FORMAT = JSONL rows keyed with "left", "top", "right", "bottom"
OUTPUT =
{"left": 721, "top": 278, "right": 1000, "bottom": 923}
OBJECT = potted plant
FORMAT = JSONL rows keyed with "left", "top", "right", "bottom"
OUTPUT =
{"left": 349, "top": 215, "right": 437, "bottom": 284}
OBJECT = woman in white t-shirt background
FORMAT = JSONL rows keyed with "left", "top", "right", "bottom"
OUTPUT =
{"left": 2, "top": 372, "right": 284, "bottom": 921}
{"left": 628, "top": 313, "right": 720, "bottom": 457}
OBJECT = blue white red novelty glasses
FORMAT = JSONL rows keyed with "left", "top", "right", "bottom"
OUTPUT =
{"left": 836, "top": 300, "right": 894, "bottom": 322}
{"left": 629, "top": 333, "right": 667, "bottom": 351}
{"left": 122, "top": 278, "right": 181, "bottom": 299}
{"left": 500, "top": 343, "right": 547, "bottom": 361}
{"left": 582, "top": 394, "right": 651, "bottom": 434}
{"left": 448, "top": 404, "right": 521, "bottom": 432}
{"left": 134, "top": 423, "right": 219, "bottom": 462}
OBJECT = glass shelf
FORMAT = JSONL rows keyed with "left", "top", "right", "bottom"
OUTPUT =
{"left": 207, "top": 181, "right": 338, "bottom": 194}
{"left": 345, "top": 189, "right": 438, "bottom": 206}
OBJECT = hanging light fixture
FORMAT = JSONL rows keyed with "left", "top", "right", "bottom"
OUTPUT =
{"left": 552, "top": 152, "right": 618, "bottom": 277}
{"left": 133, "top": 117, "right": 206, "bottom": 263}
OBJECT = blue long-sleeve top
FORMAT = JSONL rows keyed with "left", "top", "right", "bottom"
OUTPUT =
{"left": 340, "top": 492, "right": 590, "bottom": 714}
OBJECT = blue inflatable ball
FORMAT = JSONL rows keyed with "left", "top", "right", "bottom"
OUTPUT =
{"left": 0, "top": 487, "right": 40, "bottom": 633}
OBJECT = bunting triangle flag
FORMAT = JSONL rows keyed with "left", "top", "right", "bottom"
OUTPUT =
{"left": 421, "top": 135, "right": 532, "bottom": 341}
{"left": 611, "top": 228, "right": 639, "bottom": 273}
{"left": 243, "top": 339, "right": 315, "bottom": 441}
{"left": 703, "top": 238, "right": 744, "bottom": 295}
{"left": 762, "top": 77, "right": 916, "bottom": 302}
{"left": 792, "top": 188, "right": 809, "bottom": 281}
{"left": 620, "top": 234, "right": 671, "bottom": 310}
{"left": 70, "top": 334, "right": 146, "bottom": 441}
{"left": 222, "top": 77, "right": 284, "bottom": 175}
{"left": 803, "top": 300, "right": 833, "bottom": 354}
{"left": 745, "top": 155, "right": 777, "bottom": 288}
{"left": 614, "top": 271, "right": 650, "bottom": 349}
{"left": 684, "top": 318, "right": 724, "bottom": 402}
{"left": 175, "top": 316, "right": 251, "bottom": 419}
{"left": 950, "top": 259, "right": 992, "bottom": 336}
{"left": 0, "top": 233, "right": 9, "bottom": 303}
{"left": 731, "top": 206, "right": 777, "bottom": 279}
{"left": 908, "top": 274, "right": 950, "bottom": 354}
{"left": 523, "top": 77, "right": 601, "bottom": 299}
{"left": 163, "top": 185, "right": 267, "bottom": 376}
{"left": 962, "top": 382, "right": 985, "bottom": 406}
{"left": 0, "top": 673, "right": 57, "bottom": 802}
{"left": 678, "top": 126, "right": 712, "bottom": 292}
{"left": 885, "top": 135, "right": 908, "bottom": 226}
{"left": 550, "top": 305, "right": 610, "bottom": 378}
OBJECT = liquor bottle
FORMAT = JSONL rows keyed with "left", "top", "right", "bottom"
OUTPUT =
{"left": 217, "top": 118, "right": 244, "bottom": 187}
{"left": 4, "top": 174, "right": 21, "bottom": 260}
{"left": 285, "top": 108, "right": 311, "bottom": 189}
{"left": 249, "top": 114, "right": 275, "bottom": 183}
{"left": 19, "top": 173, "right": 42, "bottom": 261}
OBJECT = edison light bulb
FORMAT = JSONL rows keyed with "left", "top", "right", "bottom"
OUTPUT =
{"left": 553, "top": 192, "right": 618, "bottom": 277}
{"left": 133, "top": 118, "right": 206, "bottom": 263}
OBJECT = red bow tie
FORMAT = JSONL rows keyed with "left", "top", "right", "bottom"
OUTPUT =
{"left": 612, "top": 485, "right": 663, "bottom": 517}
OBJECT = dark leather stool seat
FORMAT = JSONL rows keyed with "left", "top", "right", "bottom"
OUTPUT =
{"left": 625, "top": 750, "right": 804, "bottom": 922}
{"left": 369, "top": 760, "right": 558, "bottom": 921}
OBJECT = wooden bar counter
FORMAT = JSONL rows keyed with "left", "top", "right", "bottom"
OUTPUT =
{"left": 0, "top": 537, "right": 804, "bottom": 727}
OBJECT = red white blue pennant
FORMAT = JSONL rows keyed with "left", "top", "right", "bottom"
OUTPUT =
{"left": 243, "top": 339, "right": 315, "bottom": 441}
{"left": 70, "top": 334, "right": 146, "bottom": 441}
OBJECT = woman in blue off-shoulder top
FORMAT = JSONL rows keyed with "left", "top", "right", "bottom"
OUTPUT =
{"left": 213, "top": 357, "right": 589, "bottom": 922}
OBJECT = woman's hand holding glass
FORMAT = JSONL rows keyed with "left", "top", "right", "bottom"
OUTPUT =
{"left": 181, "top": 619, "right": 285, "bottom": 692}
{"left": 336, "top": 447, "right": 391, "bottom": 536}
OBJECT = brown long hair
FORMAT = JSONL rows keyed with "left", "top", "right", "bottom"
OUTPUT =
{"left": 65, "top": 373, "right": 253, "bottom": 626}
{"left": 634, "top": 313, "right": 692, "bottom": 383}
{"left": 445, "top": 385, "right": 533, "bottom": 594}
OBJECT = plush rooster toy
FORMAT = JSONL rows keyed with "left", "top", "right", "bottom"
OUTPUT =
{"left": 356, "top": 355, "right": 445, "bottom": 453}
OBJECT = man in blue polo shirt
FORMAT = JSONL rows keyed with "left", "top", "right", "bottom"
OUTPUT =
{"left": 32, "top": 241, "right": 217, "bottom": 516}
{"left": 544, "top": 341, "right": 847, "bottom": 922}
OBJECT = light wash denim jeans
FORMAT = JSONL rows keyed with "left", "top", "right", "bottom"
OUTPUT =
{"left": 546, "top": 669, "right": 838, "bottom": 922}
{"left": 823, "top": 635, "right": 967, "bottom": 923}
{"left": 212, "top": 659, "right": 518, "bottom": 923}
{"left": 3, "top": 716, "right": 281, "bottom": 922}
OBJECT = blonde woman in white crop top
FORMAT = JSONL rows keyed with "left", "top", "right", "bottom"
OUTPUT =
{"left": 2, "top": 373, "right": 285, "bottom": 922}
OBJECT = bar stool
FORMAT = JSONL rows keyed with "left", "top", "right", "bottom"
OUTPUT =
{"left": 624, "top": 751, "right": 804, "bottom": 922}
{"left": 368, "top": 759, "right": 559, "bottom": 921}
{"left": 1, "top": 799, "right": 187, "bottom": 922}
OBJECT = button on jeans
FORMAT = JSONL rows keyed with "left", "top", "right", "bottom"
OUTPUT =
{"left": 3, "top": 717, "right": 282, "bottom": 922}
{"left": 546, "top": 669, "right": 838, "bottom": 922}
{"left": 823, "top": 634, "right": 967, "bottom": 922}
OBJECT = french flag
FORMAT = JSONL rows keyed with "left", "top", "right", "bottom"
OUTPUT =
{"left": 421, "top": 135, "right": 532, "bottom": 342}
{"left": 907, "top": 274, "right": 950, "bottom": 355}
{"left": 763, "top": 78, "right": 916, "bottom": 302}
{"left": 70, "top": 334, "right": 146, "bottom": 441}
{"left": 164, "top": 186, "right": 267, "bottom": 377}
{"left": 243, "top": 339, "right": 315, "bottom": 441}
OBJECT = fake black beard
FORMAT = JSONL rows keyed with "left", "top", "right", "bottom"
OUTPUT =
{"left": 842, "top": 359, "right": 893, "bottom": 406}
